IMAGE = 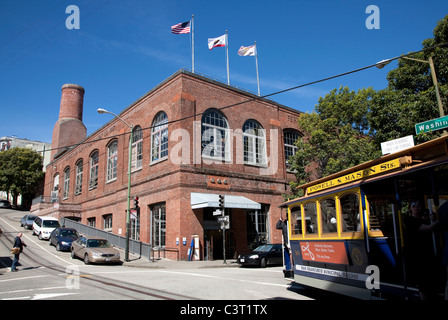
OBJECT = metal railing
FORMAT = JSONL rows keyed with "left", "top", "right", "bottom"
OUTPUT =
{"left": 61, "top": 218, "right": 162, "bottom": 261}
{"left": 32, "top": 195, "right": 60, "bottom": 205}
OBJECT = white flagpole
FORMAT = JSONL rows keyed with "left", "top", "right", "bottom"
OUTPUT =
{"left": 226, "top": 30, "right": 230, "bottom": 85}
{"left": 254, "top": 41, "right": 260, "bottom": 96}
{"left": 191, "top": 15, "right": 195, "bottom": 73}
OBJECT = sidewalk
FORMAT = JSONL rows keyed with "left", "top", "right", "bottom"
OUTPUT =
{"left": 121, "top": 251, "right": 240, "bottom": 269}
{"left": 123, "top": 257, "right": 240, "bottom": 269}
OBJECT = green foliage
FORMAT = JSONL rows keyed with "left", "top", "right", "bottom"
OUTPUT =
{"left": 370, "top": 14, "right": 448, "bottom": 144}
{"left": 288, "top": 87, "right": 381, "bottom": 191}
{"left": 0, "top": 147, "right": 44, "bottom": 207}
{"left": 287, "top": 15, "right": 448, "bottom": 199}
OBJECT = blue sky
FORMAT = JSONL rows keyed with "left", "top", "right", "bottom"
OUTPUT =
{"left": 1, "top": 0, "right": 447, "bottom": 143}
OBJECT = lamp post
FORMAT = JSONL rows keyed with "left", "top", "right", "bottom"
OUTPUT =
{"left": 376, "top": 54, "right": 446, "bottom": 135}
{"left": 97, "top": 108, "right": 133, "bottom": 261}
{"left": 400, "top": 56, "right": 445, "bottom": 119}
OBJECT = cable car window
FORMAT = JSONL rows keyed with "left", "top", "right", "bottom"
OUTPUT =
{"left": 303, "top": 202, "right": 318, "bottom": 234}
{"left": 368, "top": 197, "right": 395, "bottom": 236}
{"left": 320, "top": 199, "right": 337, "bottom": 233}
{"left": 340, "top": 193, "right": 360, "bottom": 232}
{"left": 290, "top": 206, "right": 302, "bottom": 235}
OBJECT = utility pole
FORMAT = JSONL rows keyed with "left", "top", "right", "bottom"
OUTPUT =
{"left": 218, "top": 194, "right": 226, "bottom": 264}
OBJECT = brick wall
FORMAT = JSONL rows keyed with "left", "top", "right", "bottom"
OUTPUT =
{"left": 41, "top": 70, "right": 302, "bottom": 260}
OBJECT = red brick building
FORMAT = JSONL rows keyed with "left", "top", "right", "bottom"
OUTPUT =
{"left": 32, "top": 69, "right": 303, "bottom": 260}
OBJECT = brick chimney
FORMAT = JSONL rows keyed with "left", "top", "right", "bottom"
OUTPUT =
{"left": 51, "top": 84, "right": 87, "bottom": 159}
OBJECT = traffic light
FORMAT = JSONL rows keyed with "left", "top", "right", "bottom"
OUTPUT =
{"left": 133, "top": 196, "right": 139, "bottom": 209}
{"left": 218, "top": 194, "right": 224, "bottom": 209}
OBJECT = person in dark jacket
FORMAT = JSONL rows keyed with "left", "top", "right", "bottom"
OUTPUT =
{"left": 11, "top": 232, "right": 26, "bottom": 272}
{"left": 276, "top": 217, "right": 289, "bottom": 250}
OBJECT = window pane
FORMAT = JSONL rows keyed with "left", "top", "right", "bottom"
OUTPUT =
{"left": 132, "top": 126, "right": 143, "bottom": 170}
{"left": 320, "top": 199, "right": 337, "bottom": 233}
{"left": 243, "top": 120, "right": 266, "bottom": 165}
{"left": 75, "top": 160, "right": 83, "bottom": 195}
{"left": 89, "top": 151, "right": 99, "bottom": 189}
{"left": 151, "top": 203, "right": 166, "bottom": 247}
{"left": 284, "top": 130, "right": 300, "bottom": 165}
{"left": 63, "top": 168, "right": 70, "bottom": 199}
{"left": 340, "top": 193, "right": 360, "bottom": 232}
{"left": 368, "top": 197, "right": 395, "bottom": 236}
{"left": 151, "top": 112, "right": 168, "bottom": 162}
{"left": 303, "top": 202, "right": 318, "bottom": 234}
{"left": 290, "top": 206, "right": 302, "bottom": 235}
{"left": 107, "top": 141, "right": 118, "bottom": 181}
{"left": 201, "top": 109, "right": 229, "bottom": 160}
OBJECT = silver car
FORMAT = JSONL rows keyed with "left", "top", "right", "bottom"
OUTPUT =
{"left": 71, "top": 236, "right": 121, "bottom": 265}
{"left": 20, "top": 214, "right": 37, "bottom": 229}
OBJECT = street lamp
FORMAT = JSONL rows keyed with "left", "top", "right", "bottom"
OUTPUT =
{"left": 97, "top": 108, "right": 133, "bottom": 261}
{"left": 376, "top": 54, "right": 446, "bottom": 135}
{"left": 399, "top": 56, "right": 445, "bottom": 119}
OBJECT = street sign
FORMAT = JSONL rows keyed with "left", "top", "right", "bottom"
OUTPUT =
{"left": 217, "top": 216, "right": 228, "bottom": 222}
{"left": 213, "top": 209, "right": 222, "bottom": 216}
{"left": 217, "top": 215, "right": 230, "bottom": 229}
{"left": 415, "top": 115, "right": 448, "bottom": 134}
{"left": 381, "top": 135, "right": 414, "bottom": 155}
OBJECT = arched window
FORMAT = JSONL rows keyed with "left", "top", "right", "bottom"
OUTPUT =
{"left": 201, "top": 109, "right": 230, "bottom": 161}
{"left": 89, "top": 150, "right": 99, "bottom": 189}
{"left": 63, "top": 167, "right": 70, "bottom": 200}
{"left": 284, "top": 129, "right": 301, "bottom": 168}
{"left": 243, "top": 119, "right": 266, "bottom": 165}
{"left": 75, "top": 159, "right": 83, "bottom": 195}
{"left": 131, "top": 126, "right": 143, "bottom": 171}
{"left": 107, "top": 140, "right": 118, "bottom": 182}
{"left": 151, "top": 112, "right": 168, "bottom": 162}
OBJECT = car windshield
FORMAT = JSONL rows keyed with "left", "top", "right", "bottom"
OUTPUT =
{"left": 28, "top": 215, "right": 37, "bottom": 221}
{"left": 60, "top": 230, "right": 78, "bottom": 237}
{"left": 87, "top": 239, "right": 111, "bottom": 248}
{"left": 43, "top": 220, "right": 61, "bottom": 228}
{"left": 253, "top": 244, "right": 275, "bottom": 252}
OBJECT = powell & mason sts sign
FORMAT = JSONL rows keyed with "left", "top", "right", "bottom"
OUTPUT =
{"left": 307, "top": 158, "right": 401, "bottom": 194}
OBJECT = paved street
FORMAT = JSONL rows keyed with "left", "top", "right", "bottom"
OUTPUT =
{"left": 0, "top": 208, "right": 318, "bottom": 302}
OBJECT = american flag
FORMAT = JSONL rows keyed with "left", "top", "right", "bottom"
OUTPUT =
{"left": 171, "top": 21, "right": 191, "bottom": 34}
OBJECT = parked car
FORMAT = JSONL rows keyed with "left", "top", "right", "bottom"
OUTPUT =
{"left": 49, "top": 227, "right": 80, "bottom": 251}
{"left": 0, "top": 200, "right": 12, "bottom": 209}
{"left": 237, "top": 244, "right": 283, "bottom": 267}
{"left": 32, "top": 217, "right": 61, "bottom": 240}
{"left": 71, "top": 236, "right": 121, "bottom": 265}
{"left": 20, "top": 214, "right": 37, "bottom": 229}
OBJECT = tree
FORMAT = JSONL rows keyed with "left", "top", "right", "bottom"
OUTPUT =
{"left": 0, "top": 148, "right": 45, "bottom": 209}
{"left": 370, "top": 14, "right": 448, "bottom": 144}
{"left": 287, "top": 15, "right": 448, "bottom": 199}
{"left": 287, "top": 87, "right": 381, "bottom": 198}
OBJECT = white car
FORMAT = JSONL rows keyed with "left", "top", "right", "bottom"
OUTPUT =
{"left": 33, "top": 217, "right": 61, "bottom": 240}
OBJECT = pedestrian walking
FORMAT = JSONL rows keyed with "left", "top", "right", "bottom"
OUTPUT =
{"left": 11, "top": 232, "right": 26, "bottom": 272}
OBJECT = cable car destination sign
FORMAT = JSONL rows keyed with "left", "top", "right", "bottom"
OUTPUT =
{"left": 307, "top": 158, "right": 401, "bottom": 194}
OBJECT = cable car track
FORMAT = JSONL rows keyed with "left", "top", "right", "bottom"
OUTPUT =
{"left": 1, "top": 215, "right": 197, "bottom": 300}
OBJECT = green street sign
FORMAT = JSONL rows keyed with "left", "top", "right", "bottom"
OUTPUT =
{"left": 415, "top": 115, "right": 448, "bottom": 134}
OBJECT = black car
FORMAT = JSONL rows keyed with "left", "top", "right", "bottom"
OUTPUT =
{"left": 237, "top": 244, "right": 283, "bottom": 267}
{"left": 0, "top": 200, "right": 12, "bottom": 209}
{"left": 49, "top": 227, "right": 80, "bottom": 251}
